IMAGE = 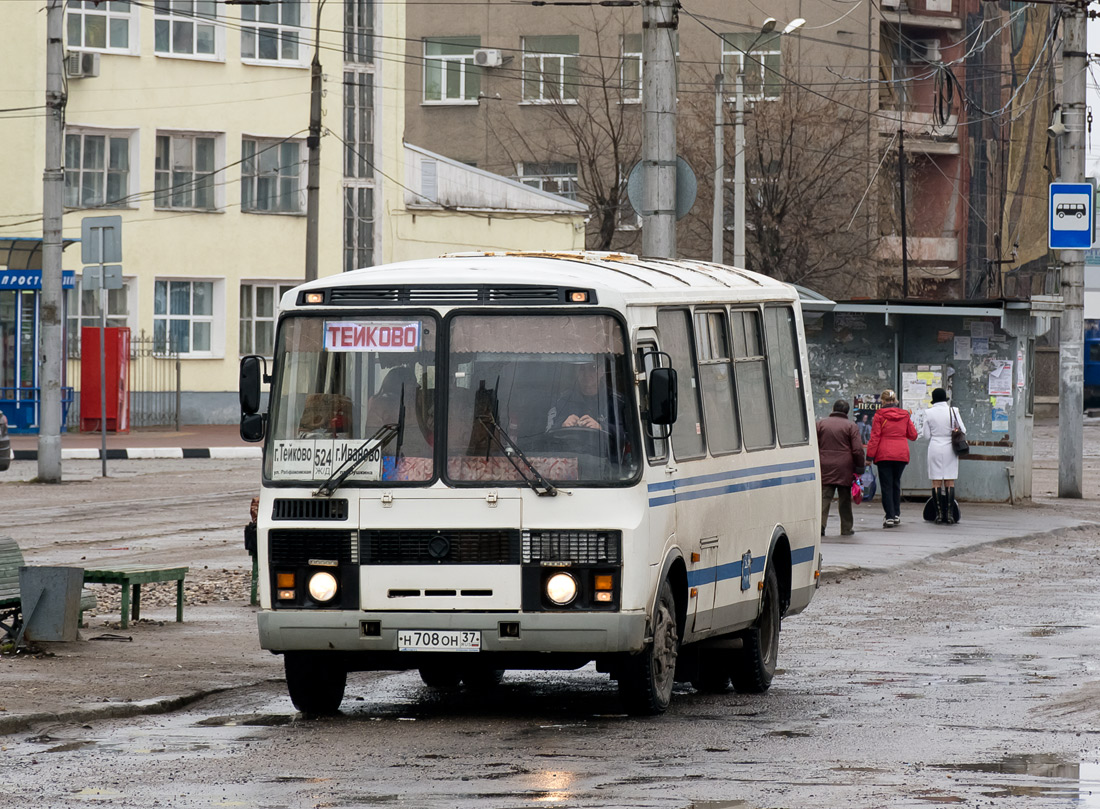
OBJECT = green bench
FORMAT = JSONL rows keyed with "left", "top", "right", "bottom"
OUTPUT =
{"left": 81, "top": 565, "right": 188, "bottom": 630}
{"left": 0, "top": 536, "right": 97, "bottom": 643}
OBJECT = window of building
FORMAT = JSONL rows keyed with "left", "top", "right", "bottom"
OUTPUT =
{"left": 731, "top": 308, "right": 775, "bottom": 449}
{"left": 155, "top": 0, "right": 219, "bottom": 58}
{"left": 721, "top": 32, "right": 782, "bottom": 101}
{"left": 241, "top": 0, "right": 304, "bottom": 64}
{"left": 67, "top": 1, "right": 135, "bottom": 52}
{"left": 154, "top": 279, "right": 216, "bottom": 356}
{"left": 155, "top": 133, "right": 218, "bottom": 210}
{"left": 518, "top": 162, "right": 579, "bottom": 200}
{"left": 763, "top": 305, "right": 809, "bottom": 445}
{"left": 65, "top": 282, "right": 131, "bottom": 357}
{"left": 64, "top": 130, "right": 134, "bottom": 209}
{"left": 344, "top": 0, "right": 374, "bottom": 62}
{"left": 240, "top": 282, "right": 294, "bottom": 357}
{"left": 695, "top": 309, "right": 741, "bottom": 454}
{"left": 657, "top": 308, "right": 706, "bottom": 460}
{"left": 343, "top": 70, "right": 373, "bottom": 179}
{"left": 424, "top": 37, "right": 481, "bottom": 103}
{"left": 522, "top": 35, "right": 579, "bottom": 102}
{"left": 242, "top": 138, "right": 304, "bottom": 213}
{"left": 620, "top": 34, "right": 642, "bottom": 103}
{"left": 344, "top": 186, "right": 374, "bottom": 273}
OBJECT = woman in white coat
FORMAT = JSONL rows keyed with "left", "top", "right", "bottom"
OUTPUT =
{"left": 922, "top": 387, "right": 965, "bottom": 524}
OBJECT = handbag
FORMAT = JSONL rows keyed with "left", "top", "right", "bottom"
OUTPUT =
{"left": 851, "top": 474, "right": 864, "bottom": 505}
{"left": 859, "top": 467, "right": 876, "bottom": 501}
{"left": 950, "top": 407, "right": 969, "bottom": 455}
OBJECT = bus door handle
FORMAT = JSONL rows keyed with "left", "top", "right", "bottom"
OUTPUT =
{"left": 665, "top": 463, "right": 678, "bottom": 475}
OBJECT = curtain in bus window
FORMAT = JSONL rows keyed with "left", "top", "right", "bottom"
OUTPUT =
{"left": 731, "top": 309, "right": 775, "bottom": 450}
{"left": 657, "top": 309, "right": 706, "bottom": 459}
{"left": 693, "top": 310, "right": 741, "bottom": 453}
{"left": 764, "top": 306, "right": 809, "bottom": 445}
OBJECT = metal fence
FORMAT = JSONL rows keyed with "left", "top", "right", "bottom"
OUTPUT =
{"left": 66, "top": 330, "right": 180, "bottom": 430}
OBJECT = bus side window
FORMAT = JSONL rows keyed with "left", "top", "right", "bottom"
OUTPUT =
{"left": 635, "top": 342, "right": 668, "bottom": 463}
{"left": 763, "top": 305, "right": 809, "bottom": 445}
{"left": 694, "top": 309, "right": 741, "bottom": 454}
{"left": 656, "top": 308, "right": 707, "bottom": 460}
{"left": 731, "top": 309, "right": 776, "bottom": 450}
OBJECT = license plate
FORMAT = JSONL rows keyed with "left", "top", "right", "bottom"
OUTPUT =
{"left": 397, "top": 630, "right": 481, "bottom": 652}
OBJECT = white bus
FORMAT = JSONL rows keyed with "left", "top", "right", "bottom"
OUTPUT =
{"left": 239, "top": 252, "right": 823, "bottom": 715}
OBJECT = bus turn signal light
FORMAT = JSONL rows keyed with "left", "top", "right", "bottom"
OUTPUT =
{"left": 277, "top": 573, "right": 296, "bottom": 588}
{"left": 594, "top": 574, "right": 613, "bottom": 591}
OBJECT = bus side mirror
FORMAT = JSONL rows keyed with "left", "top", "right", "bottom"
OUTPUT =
{"left": 240, "top": 412, "right": 266, "bottom": 443}
{"left": 240, "top": 355, "right": 264, "bottom": 415}
{"left": 648, "top": 367, "right": 678, "bottom": 425}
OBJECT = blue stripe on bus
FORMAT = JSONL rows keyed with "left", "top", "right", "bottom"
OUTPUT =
{"left": 648, "top": 472, "right": 817, "bottom": 507}
{"left": 648, "top": 459, "right": 817, "bottom": 493}
{"left": 686, "top": 546, "right": 816, "bottom": 588}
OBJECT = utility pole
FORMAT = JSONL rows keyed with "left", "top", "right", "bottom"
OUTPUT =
{"left": 733, "top": 68, "right": 746, "bottom": 268}
{"left": 39, "top": 0, "right": 66, "bottom": 483}
{"left": 712, "top": 74, "right": 724, "bottom": 263}
{"left": 305, "top": 0, "right": 327, "bottom": 282}
{"left": 641, "top": 0, "right": 677, "bottom": 259}
{"left": 1058, "top": 1, "right": 1087, "bottom": 498}
{"left": 898, "top": 126, "right": 910, "bottom": 298}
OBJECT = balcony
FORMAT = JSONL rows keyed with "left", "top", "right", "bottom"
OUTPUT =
{"left": 877, "top": 236, "right": 961, "bottom": 278}
{"left": 877, "top": 110, "right": 960, "bottom": 153}
{"left": 879, "top": 0, "right": 962, "bottom": 28}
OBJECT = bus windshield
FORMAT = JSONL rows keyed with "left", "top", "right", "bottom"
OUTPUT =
{"left": 265, "top": 315, "right": 437, "bottom": 484}
{"left": 446, "top": 313, "right": 639, "bottom": 485}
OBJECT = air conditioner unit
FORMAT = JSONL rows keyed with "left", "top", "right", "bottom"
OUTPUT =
{"left": 473, "top": 48, "right": 503, "bottom": 68}
{"left": 911, "top": 39, "right": 941, "bottom": 63}
{"left": 65, "top": 52, "right": 100, "bottom": 79}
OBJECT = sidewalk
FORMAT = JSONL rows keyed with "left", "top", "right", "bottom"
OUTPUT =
{"left": 0, "top": 420, "right": 1097, "bottom": 734}
{"left": 9, "top": 424, "right": 260, "bottom": 459}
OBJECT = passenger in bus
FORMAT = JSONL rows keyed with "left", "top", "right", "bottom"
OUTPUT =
{"left": 816, "top": 399, "right": 865, "bottom": 537}
{"left": 922, "top": 387, "right": 964, "bottom": 525}
{"left": 865, "top": 388, "right": 917, "bottom": 529}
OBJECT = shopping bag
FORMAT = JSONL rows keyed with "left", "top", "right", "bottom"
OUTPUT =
{"left": 858, "top": 468, "right": 876, "bottom": 502}
{"left": 851, "top": 474, "right": 864, "bottom": 505}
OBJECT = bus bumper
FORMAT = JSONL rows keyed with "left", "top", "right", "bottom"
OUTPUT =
{"left": 258, "top": 609, "right": 648, "bottom": 657}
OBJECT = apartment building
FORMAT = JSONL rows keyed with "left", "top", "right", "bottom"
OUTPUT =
{"left": 403, "top": 0, "right": 1057, "bottom": 302}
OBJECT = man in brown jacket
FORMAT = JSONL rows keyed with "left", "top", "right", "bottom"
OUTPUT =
{"left": 817, "top": 399, "right": 867, "bottom": 536}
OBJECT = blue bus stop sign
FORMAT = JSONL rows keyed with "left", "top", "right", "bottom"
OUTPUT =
{"left": 1049, "top": 182, "right": 1095, "bottom": 249}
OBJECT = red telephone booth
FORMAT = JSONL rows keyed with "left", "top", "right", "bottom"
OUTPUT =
{"left": 80, "top": 327, "right": 131, "bottom": 433}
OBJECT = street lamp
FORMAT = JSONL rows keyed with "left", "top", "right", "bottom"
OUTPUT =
{"left": 712, "top": 17, "right": 804, "bottom": 267}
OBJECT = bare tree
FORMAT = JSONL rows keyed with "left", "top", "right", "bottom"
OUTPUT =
{"left": 485, "top": 10, "right": 642, "bottom": 251}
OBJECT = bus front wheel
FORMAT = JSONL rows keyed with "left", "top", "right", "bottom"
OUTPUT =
{"left": 730, "top": 564, "right": 780, "bottom": 694}
{"left": 284, "top": 651, "right": 347, "bottom": 715}
{"left": 618, "top": 579, "right": 680, "bottom": 715}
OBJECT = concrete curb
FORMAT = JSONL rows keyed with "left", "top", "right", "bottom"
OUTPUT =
{"left": 12, "top": 447, "right": 262, "bottom": 461}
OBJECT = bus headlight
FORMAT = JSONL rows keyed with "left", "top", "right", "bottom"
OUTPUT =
{"left": 545, "top": 572, "right": 578, "bottom": 606}
{"left": 308, "top": 571, "right": 339, "bottom": 603}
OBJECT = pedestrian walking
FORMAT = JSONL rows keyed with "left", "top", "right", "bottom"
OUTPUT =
{"left": 922, "top": 387, "right": 965, "bottom": 524}
{"left": 816, "top": 399, "right": 866, "bottom": 536}
{"left": 865, "top": 389, "right": 917, "bottom": 528}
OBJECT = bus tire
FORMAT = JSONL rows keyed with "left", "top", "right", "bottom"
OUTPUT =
{"left": 284, "top": 651, "right": 346, "bottom": 716}
{"left": 618, "top": 579, "right": 679, "bottom": 715}
{"left": 419, "top": 665, "right": 462, "bottom": 688}
{"left": 730, "top": 564, "right": 780, "bottom": 694}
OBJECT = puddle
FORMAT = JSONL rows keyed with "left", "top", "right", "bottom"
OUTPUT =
{"left": 767, "top": 729, "right": 812, "bottom": 738}
{"left": 194, "top": 713, "right": 294, "bottom": 728}
{"left": 934, "top": 754, "right": 1100, "bottom": 803}
{"left": 1028, "top": 625, "right": 1087, "bottom": 637}
{"left": 685, "top": 802, "right": 751, "bottom": 809}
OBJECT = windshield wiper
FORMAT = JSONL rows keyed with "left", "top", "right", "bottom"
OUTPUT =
{"left": 475, "top": 409, "right": 558, "bottom": 497}
{"left": 315, "top": 385, "right": 408, "bottom": 497}
{"left": 313, "top": 422, "right": 400, "bottom": 498}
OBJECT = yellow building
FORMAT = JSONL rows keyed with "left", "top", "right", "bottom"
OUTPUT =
{"left": 0, "top": 1, "right": 584, "bottom": 429}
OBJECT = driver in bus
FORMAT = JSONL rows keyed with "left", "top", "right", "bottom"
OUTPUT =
{"left": 545, "top": 360, "right": 630, "bottom": 461}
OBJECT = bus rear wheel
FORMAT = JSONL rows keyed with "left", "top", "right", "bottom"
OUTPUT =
{"left": 730, "top": 564, "right": 780, "bottom": 694}
{"left": 618, "top": 579, "right": 679, "bottom": 715}
{"left": 284, "top": 651, "right": 347, "bottom": 715}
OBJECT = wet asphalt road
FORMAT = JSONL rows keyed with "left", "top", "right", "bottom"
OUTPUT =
{"left": 4, "top": 468, "right": 1100, "bottom": 809}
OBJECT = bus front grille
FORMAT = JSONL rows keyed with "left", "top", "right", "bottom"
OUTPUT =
{"left": 271, "top": 498, "right": 348, "bottom": 521}
{"left": 360, "top": 530, "right": 521, "bottom": 564}
{"left": 269, "top": 529, "right": 359, "bottom": 565}
{"left": 522, "top": 530, "right": 621, "bottom": 564}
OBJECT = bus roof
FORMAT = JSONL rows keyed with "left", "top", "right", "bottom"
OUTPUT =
{"left": 288, "top": 252, "right": 800, "bottom": 309}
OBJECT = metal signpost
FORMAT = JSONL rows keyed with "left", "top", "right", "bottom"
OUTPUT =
{"left": 81, "top": 215, "right": 123, "bottom": 478}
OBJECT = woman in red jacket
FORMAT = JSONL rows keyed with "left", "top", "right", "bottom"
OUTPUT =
{"left": 865, "top": 389, "right": 918, "bottom": 528}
